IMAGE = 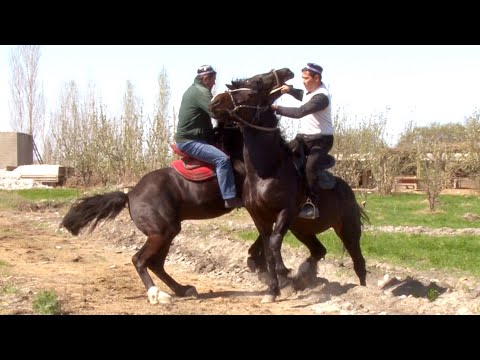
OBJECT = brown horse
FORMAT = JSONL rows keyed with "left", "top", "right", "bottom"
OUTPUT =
{"left": 61, "top": 68, "right": 294, "bottom": 305}
{"left": 209, "top": 82, "right": 367, "bottom": 302}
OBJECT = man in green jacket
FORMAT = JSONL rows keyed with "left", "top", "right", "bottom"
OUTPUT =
{"left": 175, "top": 65, "right": 243, "bottom": 208}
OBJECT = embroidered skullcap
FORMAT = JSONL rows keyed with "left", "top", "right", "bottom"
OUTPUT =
{"left": 302, "top": 63, "right": 323, "bottom": 75}
{"left": 197, "top": 65, "right": 217, "bottom": 76}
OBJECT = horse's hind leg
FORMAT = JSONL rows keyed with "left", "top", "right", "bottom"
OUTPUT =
{"left": 147, "top": 235, "right": 199, "bottom": 298}
{"left": 334, "top": 224, "right": 366, "bottom": 286}
{"left": 132, "top": 223, "right": 197, "bottom": 303}
{"left": 289, "top": 229, "right": 327, "bottom": 290}
{"left": 247, "top": 235, "right": 267, "bottom": 273}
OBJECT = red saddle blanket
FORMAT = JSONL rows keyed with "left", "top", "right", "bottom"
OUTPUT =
{"left": 170, "top": 144, "right": 216, "bottom": 182}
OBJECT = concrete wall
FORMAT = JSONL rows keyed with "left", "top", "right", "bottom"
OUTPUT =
{"left": 0, "top": 132, "right": 33, "bottom": 169}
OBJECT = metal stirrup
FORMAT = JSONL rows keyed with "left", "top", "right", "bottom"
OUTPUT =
{"left": 302, "top": 198, "right": 318, "bottom": 220}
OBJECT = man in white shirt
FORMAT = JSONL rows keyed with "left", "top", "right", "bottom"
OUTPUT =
{"left": 272, "top": 63, "right": 335, "bottom": 219}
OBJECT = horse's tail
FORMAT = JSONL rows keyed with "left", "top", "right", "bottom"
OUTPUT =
{"left": 359, "top": 206, "right": 370, "bottom": 226}
{"left": 334, "top": 177, "right": 370, "bottom": 226}
{"left": 61, "top": 191, "right": 129, "bottom": 235}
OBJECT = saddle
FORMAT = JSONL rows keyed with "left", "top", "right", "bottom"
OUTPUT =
{"left": 291, "top": 143, "right": 336, "bottom": 191}
{"left": 170, "top": 144, "right": 216, "bottom": 182}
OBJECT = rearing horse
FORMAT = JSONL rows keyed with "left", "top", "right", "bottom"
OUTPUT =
{"left": 211, "top": 82, "right": 308, "bottom": 302}
{"left": 226, "top": 77, "right": 368, "bottom": 291}
{"left": 61, "top": 69, "right": 294, "bottom": 305}
{"left": 210, "top": 81, "right": 367, "bottom": 302}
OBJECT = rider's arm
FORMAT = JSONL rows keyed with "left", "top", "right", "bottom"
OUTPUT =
{"left": 197, "top": 88, "right": 215, "bottom": 117}
{"left": 273, "top": 94, "right": 329, "bottom": 119}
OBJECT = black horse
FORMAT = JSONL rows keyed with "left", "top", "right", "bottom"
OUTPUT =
{"left": 61, "top": 68, "right": 294, "bottom": 305}
{"left": 227, "top": 77, "right": 369, "bottom": 290}
{"left": 209, "top": 82, "right": 368, "bottom": 302}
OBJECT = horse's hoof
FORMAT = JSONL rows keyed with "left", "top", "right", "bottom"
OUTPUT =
{"left": 261, "top": 294, "right": 277, "bottom": 303}
{"left": 297, "top": 260, "right": 317, "bottom": 279}
{"left": 280, "top": 283, "right": 295, "bottom": 298}
{"left": 184, "top": 286, "right": 199, "bottom": 298}
{"left": 147, "top": 286, "right": 170, "bottom": 305}
{"left": 157, "top": 291, "right": 173, "bottom": 304}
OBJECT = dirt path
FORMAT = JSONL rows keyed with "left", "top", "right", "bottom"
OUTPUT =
{"left": 1, "top": 208, "right": 480, "bottom": 315}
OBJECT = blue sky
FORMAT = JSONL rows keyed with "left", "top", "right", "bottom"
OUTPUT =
{"left": 1, "top": 45, "right": 479, "bottom": 145}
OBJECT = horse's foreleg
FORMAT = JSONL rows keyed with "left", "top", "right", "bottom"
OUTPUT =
{"left": 251, "top": 220, "right": 280, "bottom": 303}
{"left": 270, "top": 209, "right": 296, "bottom": 294}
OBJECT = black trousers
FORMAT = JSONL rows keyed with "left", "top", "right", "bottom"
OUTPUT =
{"left": 289, "top": 133, "right": 334, "bottom": 191}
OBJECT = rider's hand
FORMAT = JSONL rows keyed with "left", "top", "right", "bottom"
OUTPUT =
{"left": 280, "top": 85, "right": 291, "bottom": 94}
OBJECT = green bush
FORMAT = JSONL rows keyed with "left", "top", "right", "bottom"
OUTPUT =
{"left": 32, "top": 290, "right": 61, "bottom": 315}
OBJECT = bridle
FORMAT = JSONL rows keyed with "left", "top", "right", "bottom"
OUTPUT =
{"left": 224, "top": 88, "right": 279, "bottom": 132}
{"left": 271, "top": 69, "right": 281, "bottom": 90}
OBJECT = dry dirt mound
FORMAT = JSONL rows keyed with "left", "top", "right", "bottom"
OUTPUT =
{"left": 1, "top": 208, "right": 480, "bottom": 315}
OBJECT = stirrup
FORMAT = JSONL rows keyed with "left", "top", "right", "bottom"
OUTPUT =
{"left": 298, "top": 198, "right": 319, "bottom": 220}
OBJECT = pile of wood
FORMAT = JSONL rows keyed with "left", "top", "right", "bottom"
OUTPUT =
{"left": 6, "top": 165, "right": 73, "bottom": 186}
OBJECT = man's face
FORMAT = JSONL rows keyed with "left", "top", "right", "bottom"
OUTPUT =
{"left": 204, "top": 75, "right": 217, "bottom": 91}
{"left": 302, "top": 71, "right": 320, "bottom": 93}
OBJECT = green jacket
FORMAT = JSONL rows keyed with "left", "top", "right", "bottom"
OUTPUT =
{"left": 175, "top": 78, "right": 215, "bottom": 143}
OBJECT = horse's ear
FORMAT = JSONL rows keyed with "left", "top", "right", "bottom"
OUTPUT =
{"left": 226, "top": 84, "right": 234, "bottom": 90}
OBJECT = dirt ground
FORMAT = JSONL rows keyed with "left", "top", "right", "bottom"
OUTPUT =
{"left": 1, "top": 206, "right": 480, "bottom": 315}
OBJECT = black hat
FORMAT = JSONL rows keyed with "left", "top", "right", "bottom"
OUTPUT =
{"left": 197, "top": 65, "right": 216, "bottom": 76}
{"left": 302, "top": 63, "right": 323, "bottom": 76}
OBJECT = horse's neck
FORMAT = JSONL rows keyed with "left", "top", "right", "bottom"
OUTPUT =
{"left": 242, "top": 125, "right": 289, "bottom": 178}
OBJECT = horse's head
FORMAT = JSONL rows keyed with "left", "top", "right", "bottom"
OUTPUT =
{"left": 210, "top": 78, "right": 278, "bottom": 130}
{"left": 213, "top": 68, "right": 293, "bottom": 122}
{"left": 227, "top": 68, "right": 294, "bottom": 92}
{"left": 210, "top": 86, "right": 263, "bottom": 126}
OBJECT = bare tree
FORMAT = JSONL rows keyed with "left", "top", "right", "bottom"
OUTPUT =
{"left": 463, "top": 110, "right": 480, "bottom": 189}
{"left": 145, "top": 67, "right": 173, "bottom": 170}
{"left": 402, "top": 124, "right": 459, "bottom": 211}
{"left": 118, "top": 81, "right": 145, "bottom": 182}
{"left": 8, "top": 45, "right": 45, "bottom": 146}
{"left": 50, "top": 81, "right": 95, "bottom": 186}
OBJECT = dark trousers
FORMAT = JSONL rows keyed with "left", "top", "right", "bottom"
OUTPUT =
{"left": 289, "top": 133, "right": 334, "bottom": 192}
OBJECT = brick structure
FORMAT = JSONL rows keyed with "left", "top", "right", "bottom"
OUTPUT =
{"left": 0, "top": 132, "right": 33, "bottom": 169}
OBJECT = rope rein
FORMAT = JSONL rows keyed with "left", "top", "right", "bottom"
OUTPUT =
{"left": 226, "top": 90, "right": 279, "bottom": 132}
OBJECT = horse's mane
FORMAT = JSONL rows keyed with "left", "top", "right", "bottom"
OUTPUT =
{"left": 229, "top": 78, "right": 250, "bottom": 89}
{"left": 225, "top": 78, "right": 293, "bottom": 160}
{"left": 231, "top": 78, "right": 244, "bottom": 85}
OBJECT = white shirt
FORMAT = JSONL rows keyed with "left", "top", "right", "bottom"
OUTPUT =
{"left": 298, "top": 83, "right": 333, "bottom": 136}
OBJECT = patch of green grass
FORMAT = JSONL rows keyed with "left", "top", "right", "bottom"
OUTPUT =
{"left": 0, "top": 259, "right": 12, "bottom": 275}
{"left": 0, "top": 188, "right": 81, "bottom": 211}
{"left": 357, "top": 193, "right": 480, "bottom": 228}
{"left": 238, "top": 229, "right": 480, "bottom": 277}
{"left": 427, "top": 288, "right": 440, "bottom": 302}
{"left": 32, "top": 290, "right": 61, "bottom": 315}
{"left": 15, "top": 188, "right": 80, "bottom": 202}
{"left": 0, "top": 259, "right": 11, "bottom": 267}
{"left": 0, "top": 284, "right": 18, "bottom": 295}
{"left": 361, "top": 232, "right": 480, "bottom": 275}
{"left": 0, "top": 191, "right": 26, "bottom": 210}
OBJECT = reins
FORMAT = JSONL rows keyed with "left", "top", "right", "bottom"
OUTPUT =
{"left": 226, "top": 88, "right": 279, "bottom": 132}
